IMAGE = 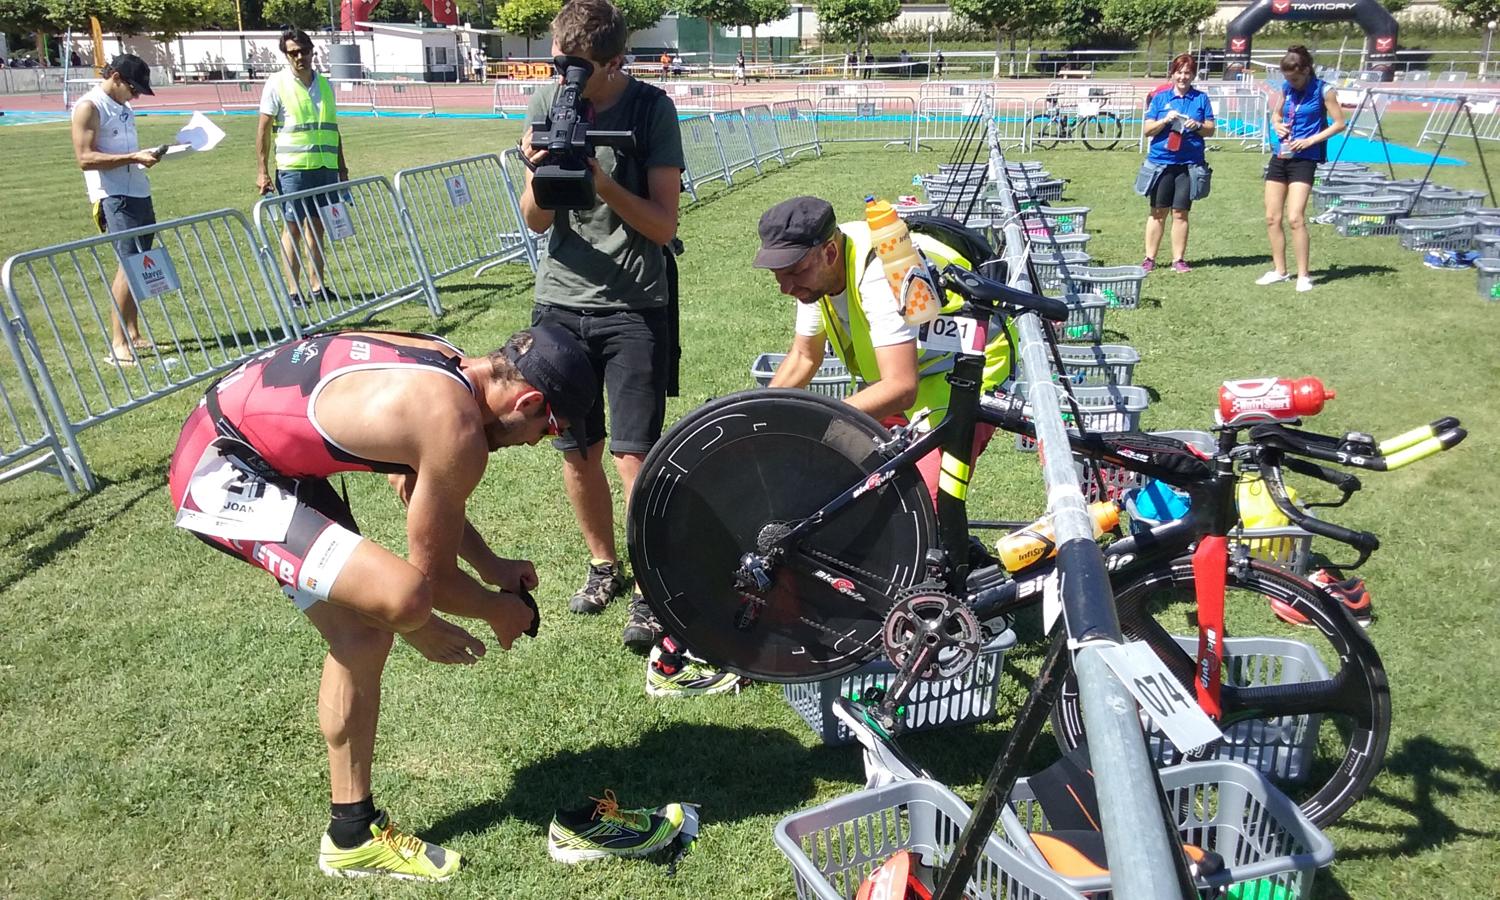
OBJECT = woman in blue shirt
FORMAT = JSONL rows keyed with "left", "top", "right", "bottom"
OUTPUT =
{"left": 1140, "top": 54, "right": 1216, "bottom": 273}
{"left": 1259, "top": 45, "right": 1347, "bottom": 292}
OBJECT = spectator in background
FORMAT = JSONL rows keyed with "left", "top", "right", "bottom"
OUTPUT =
{"left": 1259, "top": 45, "right": 1346, "bottom": 293}
{"left": 845, "top": 50, "right": 855, "bottom": 78}
{"left": 659, "top": 49, "right": 671, "bottom": 79}
{"left": 734, "top": 50, "right": 747, "bottom": 85}
{"left": 1136, "top": 53, "right": 1215, "bottom": 274}
{"left": 70, "top": 54, "right": 162, "bottom": 367}
{"left": 256, "top": 27, "right": 348, "bottom": 310}
{"left": 899, "top": 48, "right": 910, "bottom": 77}
{"left": 936, "top": 49, "right": 945, "bottom": 77}
{"left": 863, "top": 48, "right": 874, "bottom": 79}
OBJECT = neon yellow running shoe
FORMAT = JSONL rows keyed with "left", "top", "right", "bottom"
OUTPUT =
{"left": 318, "top": 812, "right": 462, "bottom": 881}
{"left": 547, "top": 789, "right": 686, "bottom": 863}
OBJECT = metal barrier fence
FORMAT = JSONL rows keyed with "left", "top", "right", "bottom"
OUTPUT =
{"left": 813, "top": 96, "right": 917, "bottom": 150}
{"left": 1135, "top": 90, "right": 1268, "bottom": 152}
{"left": 215, "top": 80, "right": 264, "bottom": 113}
{"left": 363, "top": 80, "right": 436, "bottom": 116}
{"left": 1418, "top": 93, "right": 1500, "bottom": 145}
{"left": 771, "top": 99, "right": 820, "bottom": 159}
{"left": 666, "top": 81, "right": 731, "bottom": 112}
{"left": 918, "top": 81, "right": 995, "bottom": 102}
{"left": 741, "top": 104, "right": 786, "bottom": 167}
{"left": 252, "top": 175, "right": 440, "bottom": 333}
{"left": 710, "top": 110, "right": 761, "bottom": 180}
{"left": 394, "top": 155, "right": 536, "bottom": 283}
{"left": 0, "top": 316, "right": 86, "bottom": 491}
{"left": 680, "top": 113, "right": 730, "bottom": 197}
{"left": 0, "top": 66, "right": 69, "bottom": 95}
{"left": 914, "top": 95, "right": 1030, "bottom": 150}
{"left": 492, "top": 79, "right": 552, "bottom": 112}
{"left": 796, "top": 81, "right": 874, "bottom": 102}
{"left": 1345, "top": 90, "right": 1392, "bottom": 140}
{"left": 1, "top": 209, "right": 293, "bottom": 490}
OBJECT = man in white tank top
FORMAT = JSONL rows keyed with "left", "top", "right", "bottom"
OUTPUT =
{"left": 69, "top": 54, "right": 161, "bottom": 366}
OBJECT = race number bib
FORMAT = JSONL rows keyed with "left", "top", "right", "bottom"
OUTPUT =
{"left": 174, "top": 438, "right": 298, "bottom": 542}
{"left": 918, "top": 315, "right": 986, "bottom": 356}
{"left": 1097, "top": 641, "right": 1223, "bottom": 754}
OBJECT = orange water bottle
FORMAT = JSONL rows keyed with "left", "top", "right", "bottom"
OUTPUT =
{"left": 865, "top": 195, "right": 939, "bottom": 326}
{"left": 995, "top": 501, "right": 1120, "bottom": 573}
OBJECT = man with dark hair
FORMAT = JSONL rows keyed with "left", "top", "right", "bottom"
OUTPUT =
{"left": 168, "top": 326, "right": 596, "bottom": 880}
{"left": 70, "top": 53, "right": 162, "bottom": 367}
{"left": 517, "top": 0, "right": 699, "bottom": 660}
{"left": 256, "top": 27, "right": 348, "bottom": 309}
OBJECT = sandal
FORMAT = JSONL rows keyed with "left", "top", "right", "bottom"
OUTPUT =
{"left": 101, "top": 351, "right": 138, "bottom": 368}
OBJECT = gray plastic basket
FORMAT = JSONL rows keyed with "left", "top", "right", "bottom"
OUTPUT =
{"left": 1477, "top": 258, "right": 1500, "bottom": 301}
{"left": 1028, "top": 250, "right": 1092, "bottom": 294}
{"left": 1046, "top": 293, "right": 1109, "bottom": 344}
{"left": 1049, "top": 343, "right": 1140, "bottom": 387}
{"left": 782, "top": 630, "right": 1017, "bottom": 746}
{"left": 1011, "top": 383, "right": 1150, "bottom": 451}
{"left": 1333, "top": 195, "right": 1409, "bottom": 236}
{"left": 1142, "top": 636, "right": 1331, "bottom": 783}
{"left": 1016, "top": 179, "right": 1067, "bottom": 203}
{"left": 1059, "top": 265, "right": 1147, "bottom": 310}
{"left": 1020, "top": 205, "right": 1090, "bottom": 238}
{"left": 751, "top": 352, "right": 862, "bottom": 398}
{"left": 1395, "top": 215, "right": 1479, "bottom": 251}
{"left": 775, "top": 778, "right": 1088, "bottom": 900}
{"left": 1475, "top": 218, "right": 1500, "bottom": 239}
{"left": 895, "top": 201, "right": 938, "bottom": 220}
{"left": 1003, "top": 760, "right": 1334, "bottom": 900}
{"left": 1412, "top": 188, "right": 1485, "bottom": 216}
{"left": 1310, "top": 183, "right": 1378, "bottom": 214}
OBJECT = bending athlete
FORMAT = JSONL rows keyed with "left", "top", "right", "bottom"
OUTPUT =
{"left": 167, "top": 326, "right": 596, "bottom": 881}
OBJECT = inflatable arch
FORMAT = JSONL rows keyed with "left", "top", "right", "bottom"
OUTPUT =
{"left": 1223, "top": 0, "right": 1398, "bottom": 80}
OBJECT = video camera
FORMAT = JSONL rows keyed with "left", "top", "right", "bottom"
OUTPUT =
{"left": 528, "top": 55, "right": 635, "bottom": 210}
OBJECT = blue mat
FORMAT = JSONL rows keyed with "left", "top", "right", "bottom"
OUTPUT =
{"left": 1273, "top": 133, "right": 1465, "bottom": 166}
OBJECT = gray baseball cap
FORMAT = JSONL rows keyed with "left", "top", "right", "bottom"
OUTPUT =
{"left": 753, "top": 196, "right": 838, "bottom": 270}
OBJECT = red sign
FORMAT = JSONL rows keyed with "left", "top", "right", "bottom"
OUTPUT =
{"left": 1230, "top": 38, "right": 1248, "bottom": 52}
{"left": 1375, "top": 36, "right": 1395, "bottom": 52}
{"left": 422, "top": 0, "right": 458, "bottom": 26}
{"left": 142, "top": 254, "right": 156, "bottom": 268}
{"left": 1271, "top": 0, "right": 1291, "bottom": 14}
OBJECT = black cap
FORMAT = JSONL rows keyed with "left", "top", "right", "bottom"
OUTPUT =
{"left": 106, "top": 54, "right": 154, "bottom": 96}
{"left": 503, "top": 325, "right": 597, "bottom": 447}
{"left": 754, "top": 196, "right": 837, "bottom": 270}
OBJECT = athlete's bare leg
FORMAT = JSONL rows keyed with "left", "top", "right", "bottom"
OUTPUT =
{"left": 323, "top": 538, "right": 486, "bottom": 664}
{"left": 306, "top": 601, "right": 391, "bottom": 804}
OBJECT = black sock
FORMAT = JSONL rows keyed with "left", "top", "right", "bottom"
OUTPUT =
{"left": 327, "top": 796, "right": 381, "bottom": 849}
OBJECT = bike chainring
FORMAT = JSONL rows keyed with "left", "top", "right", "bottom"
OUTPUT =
{"left": 881, "top": 589, "right": 983, "bottom": 680}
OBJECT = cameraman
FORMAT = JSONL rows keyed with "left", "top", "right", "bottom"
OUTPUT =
{"left": 517, "top": 0, "right": 685, "bottom": 653}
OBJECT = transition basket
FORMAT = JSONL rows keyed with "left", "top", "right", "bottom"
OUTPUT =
{"left": 751, "top": 352, "right": 863, "bottom": 399}
{"left": 1395, "top": 215, "right": 1479, "bottom": 252}
{"left": 1477, "top": 257, "right": 1500, "bottom": 301}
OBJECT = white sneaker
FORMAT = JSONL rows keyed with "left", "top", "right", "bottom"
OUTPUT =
{"left": 1255, "top": 270, "right": 1291, "bottom": 286}
{"left": 1296, "top": 276, "right": 1314, "bottom": 293}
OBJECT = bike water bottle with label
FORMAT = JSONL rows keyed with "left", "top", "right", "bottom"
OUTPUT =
{"left": 995, "top": 501, "right": 1120, "bottom": 573}
{"left": 1218, "top": 376, "right": 1335, "bottom": 427}
{"left": 865, "top": 195, "right": 939, "bottom": 326}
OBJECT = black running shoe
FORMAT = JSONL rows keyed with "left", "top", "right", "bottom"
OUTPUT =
{"left": 622, "top": 593, "right": 663, "bottom": 653}
{"left": 570, "top": 560, "right": 628, "bottom": 614}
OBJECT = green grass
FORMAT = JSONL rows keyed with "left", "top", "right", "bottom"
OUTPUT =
{"left": 2, "top": 113, "right": 1499, "bottom": 897}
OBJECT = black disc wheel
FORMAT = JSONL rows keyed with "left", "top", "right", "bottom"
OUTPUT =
{"left": 1030, "top": 114, "right": 1062, "bottom": 151}
{"left": 1080, "top": 113, "right": 1122, "bottom": 151}
{"left": 628, "top": 390, "right": 938, "bottom": 683}
{"left": 1050, "top": 557, "right": 1390, "bottom": 828}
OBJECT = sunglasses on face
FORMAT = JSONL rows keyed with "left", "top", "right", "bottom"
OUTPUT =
{"left": 285, "top": 47, "right": 309, "bottom": 58}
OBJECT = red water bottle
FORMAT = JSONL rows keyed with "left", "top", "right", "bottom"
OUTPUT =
{"left": 1217, "top": 377, "right": 1335, "bottom": 427}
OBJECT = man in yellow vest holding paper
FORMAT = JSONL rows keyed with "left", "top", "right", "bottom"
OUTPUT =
{"left": 758, "top": 196, "right": 1011, "bottom": 505}
{"left": 255, "top": 27, "right": 347, "bottom": 308}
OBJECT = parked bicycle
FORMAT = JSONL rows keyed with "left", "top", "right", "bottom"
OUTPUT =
{"left": 628, "top": 260, "right": 1464, "bottom": 830}
{"left": 1029, "top": 92, "right": 1124, "bottom": 151}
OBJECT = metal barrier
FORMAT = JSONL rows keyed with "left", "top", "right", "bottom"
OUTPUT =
{"left": 1419, "top": 93, "right": 1500, "bottom": 145}
{"left": 363, "top": 79, "right": 436, "bottom": 116}
{"left": 680, "top": 113, "right": 730, "bottom": 196}
{"left": 1345, "top": 90, "right": 1392, "bottom": 140}
{"left": 1136, "top": 89, "right": 1268, "bottom": 152}
{"left": 771, "top": 99, "right": 821, "bottom": 159}
{"left": 918, "top": 81, "right": 995, "bottom": 102}
{"left": 492, "top": 79, "right": 552, "bottom": 113}
{"left": 0, "top": 317, "right": 86, "bottom": 491}
{"left": 711, "top": 110, "right": 762, "bottom": 180}
{"left": 215, "top": 80, "right": 265, "bottom": 113}
{"left": 1, "top": 210, "right": 294, "bottom": 489}
{"left": 796, "top": 81, "right": 874, "bottom": 102}
{"left": 813, "top": 96, "right": 917, "bottom": 150}
{"left": 914, "top": 95, "right": 1030, "bottom": 150}
{"left": 252, "top": 175, "right": 440, "bottom": 333}
{"left": 394, "top": 155, "right": 537, "bottom": 283}
{"left": 741, "top": 104, "right": 786, "bottom": 167}
{"left": 666, "top": 81, "right": 730, "bottom": 112}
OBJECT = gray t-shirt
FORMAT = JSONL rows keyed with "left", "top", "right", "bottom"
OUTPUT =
{"left": 527, "top": 79, "right": 685, "bottom": 310}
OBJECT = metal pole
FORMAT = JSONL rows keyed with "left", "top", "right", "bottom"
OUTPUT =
{"left": 1484, "top": 24, "right": 1495, "bottom": 79}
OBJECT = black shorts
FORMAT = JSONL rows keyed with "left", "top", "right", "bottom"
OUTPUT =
{"left": 1147, "top": 164, "right": 1192, "bottom": 211}
{"left": 531, "top": 303, "right": 670, "bottom": 455}
{"left": 1265, "top": 157, "right": 1318, "bottom": 185}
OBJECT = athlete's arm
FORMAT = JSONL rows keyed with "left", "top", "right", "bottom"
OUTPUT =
{"left": 389, "top": 472, "right": 538, "bottom": 593}
{"left": 848, "top": 341, "right": 918, "bottom": 421}
{"left": 769, "top": 332, "right": 825, "bottom": 388}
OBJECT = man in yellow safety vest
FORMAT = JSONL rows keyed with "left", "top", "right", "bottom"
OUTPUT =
{"left": 757, "top": 196, "right": 1012, "bottom": 505}
{"left": 255, "top": 27, "right": 348, "bottom": 309}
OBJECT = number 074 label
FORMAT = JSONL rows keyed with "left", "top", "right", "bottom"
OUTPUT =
{"left": 917, "top": 315, "right": 986, "bottom": 356}
{"left": 1095, "top": 641, "right": 1223, "bottom": 754}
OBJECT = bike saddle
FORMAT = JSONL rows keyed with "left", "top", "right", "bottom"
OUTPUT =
{"left": 940, "top": 265, "right": 1071, "bottom": 322}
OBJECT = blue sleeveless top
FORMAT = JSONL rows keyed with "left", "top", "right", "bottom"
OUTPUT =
{"left": 1280, "top": 78, "right": 1330, "bottom": 162}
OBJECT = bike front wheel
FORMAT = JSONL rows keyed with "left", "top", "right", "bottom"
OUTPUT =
{"left": 1050, "top": 556, "right": 1391, "bottom": 828}
{"left": 1080, "top": 113, "right": 1122, "bottom": 151}
{"left": 1029, "top": 114, "right": 1062, "bottom": 150}
{"left": 627, "top": 389, "right": 938, "bottom": 683}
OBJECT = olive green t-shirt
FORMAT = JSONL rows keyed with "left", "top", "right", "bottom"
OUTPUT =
{"left": 527, "top": 79, "right": 684, "bottom": 310}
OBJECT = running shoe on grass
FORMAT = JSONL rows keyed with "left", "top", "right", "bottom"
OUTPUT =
{"left": 548, "top": 790, "right": 685, "bottom": 863}
{"left": 318, "top": 812, "right": 461, "bottom": 881}
{"left": 646, "top": 636, "right": 744, "bottom": 697}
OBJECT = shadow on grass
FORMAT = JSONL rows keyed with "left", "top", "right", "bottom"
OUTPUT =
{"left": 1330, "top": 735, "right": 1500, "bottom": 862}
{"left": 1194, "top": 255, "right": 1277, "bottom": 269}
{"left": 1315, "top": 264, "right": 1398, "bottom": 284}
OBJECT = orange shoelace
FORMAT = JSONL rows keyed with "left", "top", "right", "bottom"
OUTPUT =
{"left": 590, "top": 789, "right": 647, "bottom": 828}
{"left": 375, "top": 820, "right": 426, "bottom": 858}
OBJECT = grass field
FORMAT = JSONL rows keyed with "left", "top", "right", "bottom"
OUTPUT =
{"left": 1, "top": 111, "right": 1498, "bottom": 898}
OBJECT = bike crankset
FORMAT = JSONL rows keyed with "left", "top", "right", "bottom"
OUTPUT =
{"left": 881, "top": 589, "right": 983, "bottom": 680}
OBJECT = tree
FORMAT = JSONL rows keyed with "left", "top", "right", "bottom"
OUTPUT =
{"left": 1053, "top": 0, "right": 1105, "bottom": 49}
{"left": 1102, "top": 0, "right": 1210, "bottom": 75}
{"left": 97, "top": 0, "right": 237, "bottom": 39}
{"left": 951, "top": 0, "right": 1052, "bottom": 77}
{"left": 743, "top": 0, "right": 789, "bottom": 61}
{"left": 494, "top": 0, "right": 559, "bottom": 57}
{"left": 263, "top": 0, "right": 324, "bottom": 29}
{"left": 675, "top": 0, "right": 748, "bottom": 70}
{"left": 1380, "top": 0, "right": 1409, "bottom": 13}
{"left": 616, "top": 0, "right": 670, "bottom": 33}
{"left": 1439, "top": 0, "right": 1499, "bottom": 27}
{"left": 815, "top": 0, "right": 899, "bottom": 47}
